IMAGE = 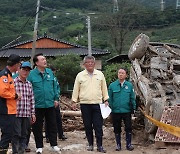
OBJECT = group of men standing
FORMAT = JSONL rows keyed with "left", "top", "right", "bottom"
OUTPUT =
{"left": 0, "top": 54, "right": 136, "bottom": 154}
{"left": 0, "top": 53, "right": 62, "bottom": 154}
{"left": 72, "top": 55, "right": 136, "bottom": 153}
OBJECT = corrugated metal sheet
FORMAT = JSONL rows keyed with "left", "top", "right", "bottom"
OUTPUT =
{"left": 155, "top": 105, "right": 180, "bottom": 143}
{"left": 0, "top": 35, "right": 110, "bottom": 57}
{"left": 0, "top": 48, "right": 109, "bottom": 57}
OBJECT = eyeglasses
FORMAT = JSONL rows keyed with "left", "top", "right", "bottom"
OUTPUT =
{"left": 85, "top": 61, "right": 95, "bottom": 64}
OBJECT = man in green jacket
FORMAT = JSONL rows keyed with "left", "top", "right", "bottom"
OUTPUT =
{"left": 28, "top": 53, "right": 60, "bottom": 154}
{"left": 108, "top": 68, "right": 136, "bottom": 151}
{"left": 45, "top": 65, "right": 67, "bottom": 142}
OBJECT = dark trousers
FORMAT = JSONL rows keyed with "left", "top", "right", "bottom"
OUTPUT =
{"left": 45, "top": 105, "right": 64, "bottom": 139}
{"left": 112, "top": 113, "right": 132, "bottom": 134}
{"left": 12, "top": 117, "right": 29, "bottom": 153}
{"left": 25, "top": 118, "right": 31, "bottom": 148}
{"left": 80, "top": 104, "right": 103, "bottom": 147}
{"left": 0, "top": 114, "right": 16, "bottom": 150}
{"left": 32, "top": 107, "right": 57, "bottom": 148}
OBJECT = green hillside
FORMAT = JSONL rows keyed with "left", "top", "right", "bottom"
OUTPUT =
{"left": 0, "top": 0, "right": 179, "bottom": 56}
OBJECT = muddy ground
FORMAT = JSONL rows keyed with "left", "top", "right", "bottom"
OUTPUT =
{"left": 23, "top": 126, "right": 179, "bottom": 154}
{"left": 6, "top": 96, "right": 180, "bottom": 154}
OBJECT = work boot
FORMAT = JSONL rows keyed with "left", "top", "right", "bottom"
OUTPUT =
{"left": 51, "top": 146, "right": 61, "bottom": 152}
{"left": 97, "top": 146, "right": 106, "bottom": 153}
{"left": 12, "top": 142, "right": 19, "bottom": 154}
{"left": 87, "top": 145, "right": 93, "bottom": 151}
{"left": 126, "top": 132, "right": 134, "bottom": 151}
{"left": 36, "top": 148, "right": 43, "bottom": 154}
{"left": 87, "top": 134, "right": 94, "bottom": 149}
{"left": 96, "top": 136, "right": 106, "bottom": 153}
{"left": 59, "top": 135, "right": 67, "bottom": 141}
{"left": 96, "top": 136, "right": 102, "bottom": 148}
{"left": 115, "top": 134, "right": 121, "bottom": 151}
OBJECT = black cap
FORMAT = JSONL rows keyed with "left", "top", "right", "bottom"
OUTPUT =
{"left": 7, "top": 54, "right": 21, "bottom": 66}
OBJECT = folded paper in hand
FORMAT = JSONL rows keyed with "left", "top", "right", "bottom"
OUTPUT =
{"left": 100, "top": 104, "right": 112, "bottom": 119}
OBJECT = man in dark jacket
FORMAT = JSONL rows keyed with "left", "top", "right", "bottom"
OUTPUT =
{"left": 0, "top": 54, "right": 21, "bottom": 154}
{"left": 108, "top": 68, "right": 136, "bottom": 151}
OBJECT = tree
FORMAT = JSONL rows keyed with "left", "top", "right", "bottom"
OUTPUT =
{"left": 48, "top": 54, "right": 82, "bottom": 92}
{"left": 96, "top": 0, "right": 138, "bottom": 54}
{"left": 103, "top": 62, "right": 131, "bottom": 86}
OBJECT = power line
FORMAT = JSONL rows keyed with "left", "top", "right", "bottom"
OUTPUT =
{"left": 39, "top": 4, "right": 180, "bottom": 30}
{"left": 0, "top": 34, "right": 21, "bottom": 39}
{"left": 1, "top": 36, "right": 21, "bottom": 49}
{"left": 91, "top": 22, "right": 173, "bottom": 28}
{"left": 1, "top": 2, "right": 179, "bottom": 48}
{"left": 47, "top": 16, "right": 85, "bottom": 29}
{"left": 41, "top": 5, "right": 180, "bottom": 17}
{"left": 1, "top": 2, "right": 40, "bottom": 42}
{"left": 37, "top": 4, "right": 180, "bottom": 34}
{"left": 0, "top": 1, "right": 39, "bottom": 56}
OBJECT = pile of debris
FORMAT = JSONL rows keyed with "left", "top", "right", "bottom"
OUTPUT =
{"left": 128, "top": 33, "right": 180, "bottom": 136}
{"left": 59, "top": 96, "right": 143, "bottom": 133}
{"left": 60, "top": 96, "right": 84, "bottom": 132}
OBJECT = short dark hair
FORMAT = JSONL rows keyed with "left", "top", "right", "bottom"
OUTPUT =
{"left": 33, "top": 53, "right": 43, "bottom": 67}
{"left": 118, "top": 67, "right": 128, "bottom": 74}
{"left": 7, "top": 61, "right": 17, "bottom": 66}
{"left": 7, "top": 54, "right": 20, "bottom": 66}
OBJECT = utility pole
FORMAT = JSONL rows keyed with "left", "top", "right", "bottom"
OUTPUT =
{"left": 87, "top": 16, "right": 92, "bottom": 56}
{"left": 161, "top": 0, "right": 165, "bottom": 11}
{"left": 176, "top": 0, "right": 180, "bottom": 10}
{"left": 113, "top": 0, "right": 119, "bottom": 13}
{"left": 31, "top": 0, "right": 40, "bottom": 65}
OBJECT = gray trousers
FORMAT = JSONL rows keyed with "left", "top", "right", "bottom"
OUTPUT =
{"left": 0, "top": 114, "right": 16, "bottom": 151}
{"left": 12, "top": 117, "right": 30, "bottom": 154}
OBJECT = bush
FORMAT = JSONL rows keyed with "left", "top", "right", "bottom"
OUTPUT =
{"left": 48, "top": 54, "right": 82, "bottom": 90}
{"left": 103, "top": 62, "right": 131, "bottom": 86}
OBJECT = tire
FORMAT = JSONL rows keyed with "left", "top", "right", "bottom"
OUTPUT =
{"left": 128, "top": 33, "right": 149, "bottom": 60}
{"left": 144, "top": 98, "right": 164, "bottom": 133}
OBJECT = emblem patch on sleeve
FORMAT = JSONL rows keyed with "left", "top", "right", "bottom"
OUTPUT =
{"left": 3, "top": 78, "right": 8, "bottom": 83}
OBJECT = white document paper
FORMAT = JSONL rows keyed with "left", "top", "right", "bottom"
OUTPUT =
{"left": 100, "top": 104, "right": 112, "bottom": 119}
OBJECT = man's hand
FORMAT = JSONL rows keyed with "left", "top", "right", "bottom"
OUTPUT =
{"left": 104, "top": 100, "right": 109, "bottom": 107}
{"left": 17, "top": 93, "right": 21, "bottom": 100}
{"left": 31, "top": 115, "right": 36, "bottom": 124}
{"left": 54, "top": 101, "right": 59, "bottom": 108}
{"left": 72, "top": 101, "right": 77, "bottom": 110}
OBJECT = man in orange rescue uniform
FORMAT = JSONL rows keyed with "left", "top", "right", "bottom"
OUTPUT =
{"left": 0, "top": 54, "right": 21, "bottom": 154}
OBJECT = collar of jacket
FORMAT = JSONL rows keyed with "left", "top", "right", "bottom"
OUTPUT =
{"left": 116, "top": 80, "right": 128, "bottom": 88}
{"left": 84, "top": 69, "right": 98, "bottom": 75}
{"left": 34, "top": 67, "right": 50, "bottom": 75}
{"left": 5, "top": 67, "right": 12, "bottom": 76}
{"left": 16, "top": 76, "right": 29, "bottom": 83}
